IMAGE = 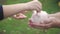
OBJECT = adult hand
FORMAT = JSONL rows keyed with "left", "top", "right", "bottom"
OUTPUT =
{"left": 29, "top": 17, "right": 60, "bottom": 29}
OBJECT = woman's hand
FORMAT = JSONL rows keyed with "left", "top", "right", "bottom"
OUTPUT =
{"left": 29, "top": 17, "right": 60, "bottom": 29}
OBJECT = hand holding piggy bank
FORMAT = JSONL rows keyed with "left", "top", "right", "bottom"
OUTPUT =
{"left": 29, "top": 10, "right": 52, "bottom": 29}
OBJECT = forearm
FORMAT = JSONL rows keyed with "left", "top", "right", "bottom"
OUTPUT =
{"left": 56, "top": 20, "right": 60, "bottom": 28}
{"left": 3, "top": 3, "right": 28, "bottom": 18}
{"left": 49, "top": 12, "right": 60, "bottom": 19}
{"left": 2, "top": 0, "right": 42, "bottom": 18}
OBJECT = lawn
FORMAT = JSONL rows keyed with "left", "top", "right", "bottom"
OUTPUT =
{"left": 0, "top": 0, "right": 60, "bottom": 34}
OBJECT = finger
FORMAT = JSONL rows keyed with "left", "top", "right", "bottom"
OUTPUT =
{"left": 44, "top": 19, "right": 51, "bottom": 24}
{"left": 31, "top": 23, "right": 45, "bottom": 27}
{"left": 32, "top": 0, "right": 42, "bottom": 12}
{"left": 44, "top": 23, "right": 52, "bottom": 29}
{"left": 36, "top": 2, "right": 42, "bottom": 12}
{"left": 33, "top": 0, "right": 38, "bottom": 1}
{"left": 28, "top": 20, "right": 33, "bottom": 25}
{"left": 33, "top": 23, "right": 52, "bottom": 29}
{"left": 29, "top": 23, "right": 41, "bottom": 29}
{"left": 36, "top": 5, "right": 42, "bottom": 12}
{"left": 30, "top": 23, "right": 46, "bottom": 29}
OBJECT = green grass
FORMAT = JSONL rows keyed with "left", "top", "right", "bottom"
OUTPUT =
{"left": 0, "top": 0, "right": 60, "bottom": 34}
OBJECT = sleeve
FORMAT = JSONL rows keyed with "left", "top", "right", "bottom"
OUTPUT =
{"left": 0, "top": 5, "right": 4, "bottom": 20}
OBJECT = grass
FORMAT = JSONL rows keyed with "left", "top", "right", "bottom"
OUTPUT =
{"left": 0, "top": 0, "right": 60, "bottom": 34}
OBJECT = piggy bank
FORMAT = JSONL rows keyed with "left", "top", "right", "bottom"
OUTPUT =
{"left": 30, "top": 10, "right": 49, "bottom": 24}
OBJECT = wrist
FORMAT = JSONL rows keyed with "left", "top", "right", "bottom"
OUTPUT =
{"left": 56, "top": 20, "right": 60, "bottom": 28}
{"left": 52, "top": 19, "right": 60, "bottom": 28}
